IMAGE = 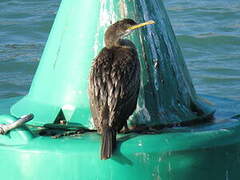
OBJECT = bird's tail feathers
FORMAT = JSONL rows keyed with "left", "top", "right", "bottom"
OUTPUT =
{"left": 101, "top": 127, "right": 116, "bottom": 160}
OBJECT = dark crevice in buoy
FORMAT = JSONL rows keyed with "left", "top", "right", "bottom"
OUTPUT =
{"left": 54, "top": 109, "right": 66, "bottom": 124}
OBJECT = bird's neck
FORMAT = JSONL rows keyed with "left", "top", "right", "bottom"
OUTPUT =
{"left": 105, "top": 38, "right": 135, "bottom": 49}
{"left": 104, "top": 28, "right": 123, "bottom": 49}
{"left": 105, "top": 36, "right": 121, "bottom": 49}
{"left": 118, "top": 39, "right": 136, "bottom": 49}
{"left": 105, "top": 42, "right": 119, "bottom": 49}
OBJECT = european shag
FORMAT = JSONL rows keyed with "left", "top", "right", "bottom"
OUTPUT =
{"left": 89, "top": 19, "right": 155, "bottom": 160}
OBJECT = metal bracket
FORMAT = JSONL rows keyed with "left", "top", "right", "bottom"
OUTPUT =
{"left": 0, "top": 114, "right": 34, "bottom": 135}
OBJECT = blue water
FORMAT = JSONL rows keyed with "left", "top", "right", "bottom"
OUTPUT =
{"left": 0, "top": 0, "right": 60, "bottom": 98}
{"left": 0, "top": 0, "right": 239, "bottom": 102}
{"left": 166, "top": 0, "right": 240, "bottom": 100}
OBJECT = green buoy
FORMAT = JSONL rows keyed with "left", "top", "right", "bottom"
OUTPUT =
{"left": 0, "top": 0, "right": 239, "bottom": 179}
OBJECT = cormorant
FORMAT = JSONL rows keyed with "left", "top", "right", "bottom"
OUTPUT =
{"left": 88, "top": 19, "right": 155, "bottom": 160}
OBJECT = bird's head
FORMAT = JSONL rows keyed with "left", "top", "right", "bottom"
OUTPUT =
{"left": 105, "top": 18, "right": 155, "bottom": 48}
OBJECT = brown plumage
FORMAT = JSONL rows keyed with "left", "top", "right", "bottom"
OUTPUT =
{"left": 88, "top": 19, "right": 155, "bottom": 160}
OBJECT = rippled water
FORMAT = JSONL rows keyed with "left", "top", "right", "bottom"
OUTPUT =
{"left": 166, "top": 0, "right": 240, "bottom": 100}
{"left": 0, "top": 0, "right": 60, "bottom": 98}
{"left": 0, "top": 0, "right": 239, "bottom": 101}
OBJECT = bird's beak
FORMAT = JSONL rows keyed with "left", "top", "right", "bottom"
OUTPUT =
{"left": 128, "top": 20, "right": 155, "bottom": 30}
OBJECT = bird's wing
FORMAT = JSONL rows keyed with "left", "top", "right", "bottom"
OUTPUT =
{"left": 89, "top": 47, "right": 140, "bottom": 130}
{"left": 89, "top": 48, "right": 113, "bottom": 128}
{"left": 108, "top": 48, "right": 140, "bottom": 127}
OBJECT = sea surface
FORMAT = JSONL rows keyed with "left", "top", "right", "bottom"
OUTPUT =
{"left": 0, "top": 0, "right": 239, "bottom": 102}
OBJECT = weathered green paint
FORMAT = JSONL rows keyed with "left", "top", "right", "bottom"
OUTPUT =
{"left": 11, "top": 0, "right": 214, "bottom": 127}
{"left": 0, "top": 96, "right": 239, "bottom": 179}
{"left": 1, "top": 0, "right": 237, "bottom": 179}
{"left": 0, "top": 110, "right": 240, "bottom": 180}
